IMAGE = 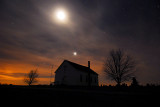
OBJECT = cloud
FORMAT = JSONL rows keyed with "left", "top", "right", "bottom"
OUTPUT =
{"left": 0, "top": 0, "right": 160, "bottom": 85}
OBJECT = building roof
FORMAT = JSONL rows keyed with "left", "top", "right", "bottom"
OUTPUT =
{"left": 64, "top": 60, "right": 98, "bottom": 75}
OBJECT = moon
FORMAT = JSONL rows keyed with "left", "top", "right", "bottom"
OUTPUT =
{"left": 55, "top": 9, "right": 67, "bottom": 21}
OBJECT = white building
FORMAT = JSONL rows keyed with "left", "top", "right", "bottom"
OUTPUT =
{"left": 54, "top": 60, "right": 98, "bottom": 86}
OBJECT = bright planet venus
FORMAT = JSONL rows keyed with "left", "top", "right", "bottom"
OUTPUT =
{"left": 73, "top": 52, "right": 77, "bottom": 56}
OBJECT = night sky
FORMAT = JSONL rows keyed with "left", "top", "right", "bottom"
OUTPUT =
{"left": 0, "top": 0, "right": 160, "bottom": 85}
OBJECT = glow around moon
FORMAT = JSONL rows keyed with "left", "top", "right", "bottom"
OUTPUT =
{"left": 54, "top": 9, "right": 68, "bottom": 22}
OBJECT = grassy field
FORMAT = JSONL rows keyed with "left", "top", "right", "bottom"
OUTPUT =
{"left": 0, "top": 85, "right": 159, "bottom": 107}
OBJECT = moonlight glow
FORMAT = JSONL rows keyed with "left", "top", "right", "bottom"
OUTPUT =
{"left": 55, "top": 9, "right": 67, "bottom": 21}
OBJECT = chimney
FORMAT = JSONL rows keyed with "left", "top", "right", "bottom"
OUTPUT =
{"left": 88, "top": 61, "right": 90, "bottom": 69}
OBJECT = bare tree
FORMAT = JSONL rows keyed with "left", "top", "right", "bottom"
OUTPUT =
{"left": 24, "top": 69, "right": 39, "bottom": 86}
{"left": 103, "top": 49, "right": 136, "bottom": 86}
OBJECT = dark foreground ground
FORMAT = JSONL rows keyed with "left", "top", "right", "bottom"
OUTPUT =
{"left": 0, "top": 85, "right": 160, "bottom": 107}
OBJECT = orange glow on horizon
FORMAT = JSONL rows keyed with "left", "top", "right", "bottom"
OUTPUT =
{"left": 0, "top": 59, "right": 105, "bottom": 85}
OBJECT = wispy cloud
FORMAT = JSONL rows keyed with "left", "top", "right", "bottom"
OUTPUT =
{"left": 0, "top": 0, "right": 160, "bottom": 85}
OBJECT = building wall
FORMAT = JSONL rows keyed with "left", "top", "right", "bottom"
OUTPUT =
{"left": 55, "top": 62, "right": 98, "bottom": 86}
{"left": 75, "top": 69, "right": 98, "bottom": 86}
{"left": 54, "top": 62, "right": 70, "bottom": 85}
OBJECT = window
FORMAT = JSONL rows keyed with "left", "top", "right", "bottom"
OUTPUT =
{"left": 90, "top": 77, "right": 92, "bottom": 83}
{"left": 80, "top": 75, "right": 82, "bottom": 82}
{"left": 86, "top": 75, "right": 88, "bottom": 83}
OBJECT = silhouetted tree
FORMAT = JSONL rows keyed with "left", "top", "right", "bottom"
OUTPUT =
{"left": 103, "top": 49, "right": 136, "bottom": 86}
{"left": 24, "top": 69, "right": 39, "bottom": 86}
{"left": 131, "top": 77, "right": 139, "bottom": 87}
